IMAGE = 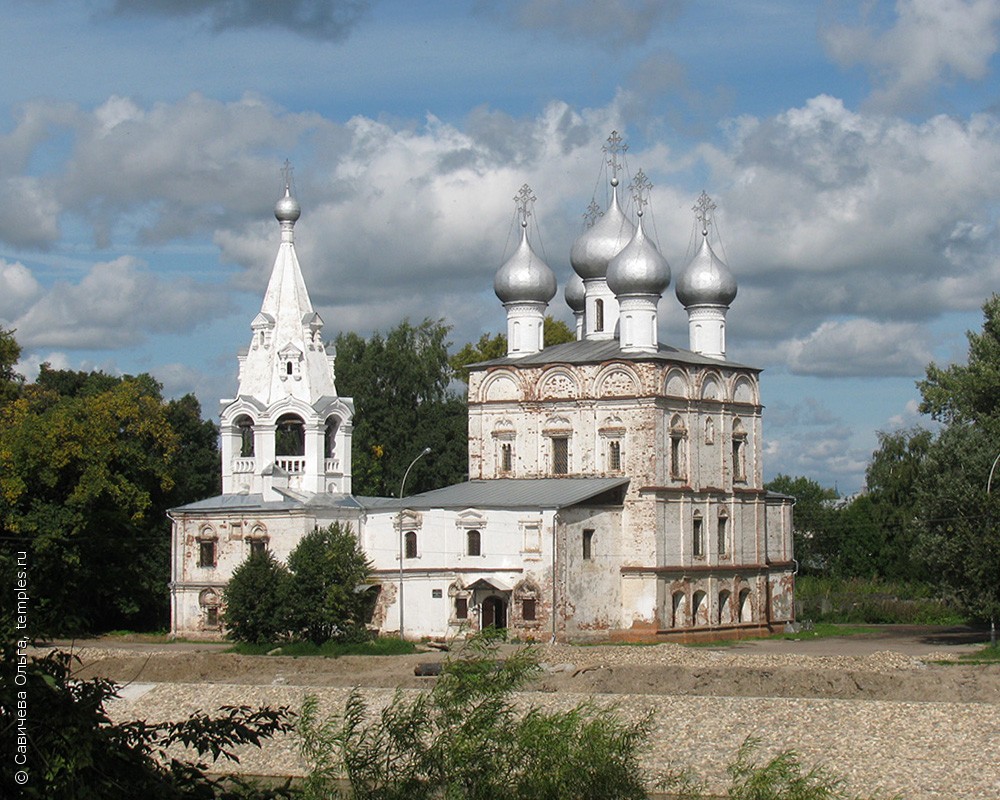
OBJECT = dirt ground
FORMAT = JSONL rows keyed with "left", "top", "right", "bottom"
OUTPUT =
{"left": 55, "top": 624, "right": 1000, "bottom": 704}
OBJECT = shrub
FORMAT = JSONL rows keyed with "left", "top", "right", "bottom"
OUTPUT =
{"left": 285, "top": 523, "right": 374, "bottom": 645}
{"left": 297, "top": 630, "right": 651, "bottom": 800}
{"left": 223, "top": 550, "right": 292, "bottom": 644}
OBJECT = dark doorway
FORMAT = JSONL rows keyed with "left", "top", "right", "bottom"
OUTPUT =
{"left": 481, "top": 596, "right": 508, "bottom": 631}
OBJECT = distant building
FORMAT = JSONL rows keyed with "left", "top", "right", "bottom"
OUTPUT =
{"left": 170, "top": 137, "right": 794, "bottom": 641}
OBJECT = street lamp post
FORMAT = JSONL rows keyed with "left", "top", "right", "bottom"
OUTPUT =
{"left": 398, "top": 447, "right": 431, "bottom": 640}
{"left": 989, "top": 451, "right": 1000, "bottom": 648}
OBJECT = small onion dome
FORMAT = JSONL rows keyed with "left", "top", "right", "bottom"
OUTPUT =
{"left": 275, "top": 185, "right": 301, "bottom": 224}
{"left": 570, "top": 184, "right": 635, "bottom": 280}
{"left": 607, "top": 214, "right": 670, "bottom": 297}
{"left": 564, "top": 271, "right": 585, "bottom": 312}
{"left": 676, "top": 230, "right": 737, "bottom": 307}
{"left": 494, "top": 222, "right": 557, "bottom": 304}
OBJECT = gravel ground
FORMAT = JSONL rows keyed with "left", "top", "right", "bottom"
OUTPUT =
{"left": 74, "top": 637, "right": 1000, "bottom": 800}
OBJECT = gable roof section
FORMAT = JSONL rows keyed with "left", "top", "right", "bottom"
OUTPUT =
{"left": 356, "top": 477, "right": 629, "bottom": 511}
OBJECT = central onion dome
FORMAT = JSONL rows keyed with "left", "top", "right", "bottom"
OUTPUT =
{"left": 606, "top": 211, "right": 670, "bottom": 296}
{"left": 569, "top": 180, "right": 635, "bottom": 280}
{"left": 275, "top": 185, "right": 301, "bottom": 224}
{"left": 494, "top": 220, "right": 557, "bottom": 304}
{"left": 676, "top": 229, "right": 737, "bottom": 307}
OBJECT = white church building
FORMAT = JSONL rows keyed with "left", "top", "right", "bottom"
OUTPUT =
{"left": 169, "top": 139, "right": 795, "bottom": 642}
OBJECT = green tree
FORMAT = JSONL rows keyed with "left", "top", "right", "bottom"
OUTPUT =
{"left": 285, "top": 523, "right": 373, "bottom": 645}
{"left": 765, "top": 475, "right": 838, "bottom": 574}
{"left": 449, "top": 316, "right": 576, "bottom": 384}
{"left": 0, "top": 326, "right": 23, "bottom": 404}
{"left": 0, "top": 357, "right": 219, "bottom": 635}
{"left": 335, "top": 319, "right": 467, "bottom": 497}
{"left": 223, "top": 550, "right": 292, "bottom": 645}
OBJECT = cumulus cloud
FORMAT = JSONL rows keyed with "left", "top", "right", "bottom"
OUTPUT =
{"left": 0, "top": 259, "right": 43, "bottom": 321}
{"left": 822, "top": 0, "right": 1000, "bottom": 110}
{"left": 707, "top": 94, "right": 1000, "bottom": 352}
{"left": 782, "top": 318, "right": 933, "bottom": 377}
{"left": 10, "top": 256, "right": 227, "bottom": 350}
{"left": 107, "top": 0, "right": 374, "bottom": 41}
{"left": 479, "top": 0, "right": 685, "bottom": 50}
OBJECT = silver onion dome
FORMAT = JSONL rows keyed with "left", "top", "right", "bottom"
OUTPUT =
{"left": 676, "top": 230, "right": 737, "bottom": 308}
{"left": 570, "top": 182, "right": 635, "bottom": 280}
{"left": 275, "top": 185, "right": 301, "bottom": 224}
{"left": 494, "top": 222, "right": 557, "bottom": 304}
{"left": 564, "top": 271, "right": 585, "bottom": 311}
{"left": 607, "top": 213, "right": 670, "bottom": 297}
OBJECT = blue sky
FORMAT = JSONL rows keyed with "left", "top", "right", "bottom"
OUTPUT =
{"left": 2, "top": 0, "right": 999, "bottom": 494}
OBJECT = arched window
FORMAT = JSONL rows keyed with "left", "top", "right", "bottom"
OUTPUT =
{"left": 692, "top": 590, "right": 708, "bottom": 626}
{"left": 718, "top": 590, "right": 733, "bottom": 625}
{"left": 692, "top": 512, "right": 704, "bottom": 557}
{"left": 595, "top": 298, "right": 605, "bottom": 332}
{"left": 739, "top": 588, "right": 753, "bottom": 623}
{"left": 325, "top": 416, "right": 339, "bottom": 458}
{"left": 500, "top": 442, "right": 513, "bottom": 473}
{"left": 670, "top": 415, "right": 687, "bottom": 480}
{"left": 608, "top": 439, "right": 622, "bottom": 471}
{"left": 671, "top": 591, "right": 687, "bottom": 628}
{"left": 275, "top": 413, "right": 305, "bottom": 456}
{"left": 404, "top": 531, "right": 417, "bottom": 559}
{"left": 199, "top": 589, "right": 221, "bottom": 628}
{"left": 466, "top": 529, "right": 481, "bottom": 557}
{"left": 732, "top": 418, "right": 747, "bottom": 482}
{"left": 236, "top": 415, "right": 255, "bottom": 457}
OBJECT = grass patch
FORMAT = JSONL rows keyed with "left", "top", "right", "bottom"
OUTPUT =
{"left": 228, "top": 637, "right": 418, "bottom": 657}
{"left": 683, "top": 623, "right": 878, "bottom": 648}
{"left": 954, "top": 645, "right": 1000, "bottom": 665}
{"left": 795, "top": 576, "right": 967, "bottom": 625}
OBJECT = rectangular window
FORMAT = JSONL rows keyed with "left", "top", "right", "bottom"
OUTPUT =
{"left": 670, "top": 435, "right": 683, "bottom": 478}
{"left": 455, "top": 597, "right": 468, "bottom": 619}
{"left": 501, "top": 442, "right": 512, "bottom": 473}
{"left": 692, "top": 518, "right": 704, "bottom": 557}
{"left": 432, "top": 588, "right": 443, "bottom": 599}
{"left": 522, "top": 598, "right": 537, "bottom": 621}
{"left": 583, "top": 528, "right": 594, "bottom": 561}
{"left": 198, "top": 540, "right": 216, "bottom": 568}
{"left": 718, "top": 517, "right": 728, "bottom": 555}
{"left": 608, "top": 440, "right": 622, "bottom": 471}
{"left": 205, "top": 606, "right": 219, "bottom": 627}
{"left": 552, "top": 436, "right": 569, "bottom": 475}
{"left": 249, "top": 539, "right": 266, "bottom": 557}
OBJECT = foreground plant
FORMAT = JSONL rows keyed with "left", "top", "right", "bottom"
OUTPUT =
{"left": 661, "top": 736, "right": 902, "bottom": 800}
{"left": 298, "top": 630, "right": 651, "bottom": 800}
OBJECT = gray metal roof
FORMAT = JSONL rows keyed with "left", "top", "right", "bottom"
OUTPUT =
{"left": 470, "top": 338, "right": 757, "bottom": 371}
{"left": 171, "top": 491, "right": 363, "bottom": 514}
{"left": 356, "top": 477, "right": 629, "bottom": 511}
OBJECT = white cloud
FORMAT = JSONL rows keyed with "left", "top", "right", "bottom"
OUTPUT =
{"left": 0, "top": 259, "right": 43, "bottom": 321}
{"left": 822, "top": 0, "right": 1000, "bottom": 110}
{"left": 783, "top": 318, "right": 933, "bottom": 377}
{"left": 10, "top": 256, "right": 227, "bottom": 349}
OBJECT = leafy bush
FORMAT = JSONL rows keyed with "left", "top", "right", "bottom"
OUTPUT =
{"left": 297, "top": 630, "right": 651, "bottom": 800}
{"left": 228, "top": 637, "right": 417, "bottom": 657}
{"left": 223, "top": 550, "right": 292, "bottom": 645}
{"left": 0, "top": 639, "right": 294, "bottom": 799}
{"left": 285, "top": 523, "right": 374, "bottom": 645}
{"left": 222, "top": 522, "right": 374, "bottom": 646}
